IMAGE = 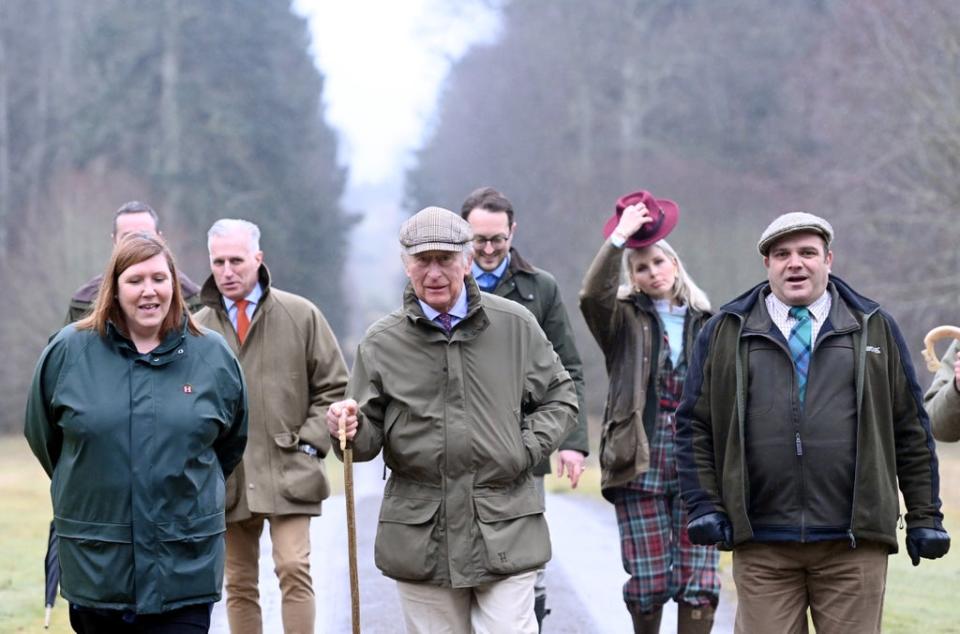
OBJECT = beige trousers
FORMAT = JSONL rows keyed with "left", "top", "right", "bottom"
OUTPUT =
{"left": 732, "top": 540, "right": 888, "bottom": 634}
{"left": 395, "top": 570, "right": 538, "bottom": 634}
{"left": 225, "top": 514, "right": 314, "bottom": 634}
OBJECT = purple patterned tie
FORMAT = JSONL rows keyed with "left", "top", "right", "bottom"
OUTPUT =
{"left": 435, "top": 312, "right": 453, "bottom": 333}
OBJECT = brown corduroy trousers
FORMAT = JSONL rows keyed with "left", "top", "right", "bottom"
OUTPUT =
{"left": 732, "top": 540, "right": 887, "bottom": 634}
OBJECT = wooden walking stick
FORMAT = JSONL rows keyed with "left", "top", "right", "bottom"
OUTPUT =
{"left": 339, "top": 411, "right": 361, "bottom": 634}
{"left": 921, "top": 325, "right": 960, "bottom": 372}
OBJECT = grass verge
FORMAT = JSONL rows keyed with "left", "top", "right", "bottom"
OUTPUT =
{"left": 2, "top": 435, "right": 959, "bottom": 632}
{"left": 0, "top": 435, "right": 70, "bottom": 633}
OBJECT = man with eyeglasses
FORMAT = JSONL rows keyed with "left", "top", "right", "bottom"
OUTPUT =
{"left": 460, "top": 186, "right": 590, "bottom": 632}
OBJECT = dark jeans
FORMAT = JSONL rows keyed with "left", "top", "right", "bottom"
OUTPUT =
{"left": 69, "top": 602, "right": 212, "bottom": 634}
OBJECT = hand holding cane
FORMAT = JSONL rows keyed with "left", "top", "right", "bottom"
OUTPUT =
{"left": 921, "top": 325, "right": 960, "bottom": 372}
{"left": 339, "top": 410, "right": 361, "bottom": 633}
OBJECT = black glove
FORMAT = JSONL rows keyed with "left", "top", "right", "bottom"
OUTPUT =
{"left": 906, "top": 527, "right": 950, "bottom": 566}
{"left": 687, "top": 512, "right": 733, "bottom": 549}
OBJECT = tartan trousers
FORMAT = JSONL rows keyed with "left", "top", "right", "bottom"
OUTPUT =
{"left": 610, "top": 338, "right": 720, "bottom": 614}
{"left": 613, "top": 487, "right": 720, "bottom": 613}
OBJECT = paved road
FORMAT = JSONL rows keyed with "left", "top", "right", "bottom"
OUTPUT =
{"left": 211, "top": 459, "right": 735, "bottom": 633}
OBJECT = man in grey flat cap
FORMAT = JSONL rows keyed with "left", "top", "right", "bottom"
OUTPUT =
{"left": 326, "top": 206, "right": 578, "bottom": 634}
{"left": 676, "top": 212, "right": 949, "bottom": 633}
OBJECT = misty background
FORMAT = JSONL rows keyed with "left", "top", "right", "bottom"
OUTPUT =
{"left": 1, "top": 0, "right": 958, "bottom": 434}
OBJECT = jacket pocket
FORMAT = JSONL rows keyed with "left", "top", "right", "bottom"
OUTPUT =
{"left": 474, "top": 487, "right": 550, "bottom": 575}
{"left": 274, "top": 431, "right": 330, "bottom": 504}
{"left": 375, "top": 494, "right": 442, "bottom": 581}
{"left": 55, "top": 518, "right": 135, "bottom": 605}
{"left": 515, "top": 408, "right": 538, "bottom": 475}
{"left": 156, "top": 513, "right": 225, "bottom": 605}
{"left": 598, "top": 410, "right": 649, "bottom": 473}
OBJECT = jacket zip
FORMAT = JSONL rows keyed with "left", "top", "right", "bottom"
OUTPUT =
{"left": 753, "top": 326, "right": 814, "bottom": 542}
{"left": 788, "top": 335, "right": 807, "bottom": 543}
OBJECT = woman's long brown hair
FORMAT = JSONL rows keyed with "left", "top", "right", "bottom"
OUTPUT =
{"left": 76, "top": 232, "right": 201, "bottom": 340}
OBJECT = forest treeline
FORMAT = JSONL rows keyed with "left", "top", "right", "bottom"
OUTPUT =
{"left": 2, "top": 1, "right": 958, "bottom": 431}
{"left": 407, "top": 0, "right": 960, "bottom": 413}
{"left": 0, "top": 0, "right": 349, "bottom": 431}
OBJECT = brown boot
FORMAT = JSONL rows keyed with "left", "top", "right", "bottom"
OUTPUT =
{"left": 677, "top": 603, "right": 715, "bottom": 634}
{"left": 629, "top": 606, "right": 662, "bottom": 634}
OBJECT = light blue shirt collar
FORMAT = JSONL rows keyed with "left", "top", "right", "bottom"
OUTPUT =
{"left": 418, "top": 283, "right": 469, "bottom": 325}
{"left": 224, "top": 283, "right": 263, "bottom": 329}
{"left": 471, "top": 252, "right": 510, "bottom": 288}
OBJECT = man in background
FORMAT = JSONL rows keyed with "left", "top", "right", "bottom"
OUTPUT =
{"left": 461, "top": 186, "right": 589, "bottom": 631}
{"left": 65, "top": 200, "right": 201, "bottom": 322}
{"left": 195, "top": 218, "right": 348, "bottom": 634}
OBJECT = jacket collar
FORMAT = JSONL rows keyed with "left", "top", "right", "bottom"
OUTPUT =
{"left": 628, "top": 291, "right": 657, "bottom": 315}
{"left": 491, "top": 248, "right": 538, "bottom": 301}
{"left": 506, "top": 247, "right": 536, "bottom": 275}
{"left": 200, "top": 264, "right": 272, "bottom": 311}
{"left": 403, "top": 275, "right": 489, "bottom": 340}
{"left": 106, "top": 315, "right": 189, "bottom": 362}
{"left": 725, "top": 274, "right": 878, "bottom": 334}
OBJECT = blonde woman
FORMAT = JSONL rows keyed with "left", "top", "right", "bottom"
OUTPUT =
{"left": 580, "top": 192, "right": 719, "bottom": 634}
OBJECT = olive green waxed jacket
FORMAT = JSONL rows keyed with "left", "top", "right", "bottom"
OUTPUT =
{"left": 195, "top": 265, "right": 349, "bottom": 521}
{"left": 25, "top": 320, "right": 247, "bottom": 613}
{"left": 924, "top": 338, "right": 960, "bottom": 442}
{"left": 338, "top": 277, "right": 578, "bottom": 587}
{"left": 488, "top": 248, "right": 589, "bottom": 474}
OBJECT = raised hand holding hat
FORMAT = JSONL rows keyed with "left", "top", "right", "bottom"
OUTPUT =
{"left": 603, "top": 190, "right": 679, "bottom": 248}
{"left": 612, "top": 203, "right": 654, "bottom": 243}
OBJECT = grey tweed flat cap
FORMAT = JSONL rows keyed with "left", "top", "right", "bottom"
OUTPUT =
{"left": 758, "top": 211, "right": 834, "bottom": 256}
{"left": 400, "top": 206, "right": 473, "bottom": 255}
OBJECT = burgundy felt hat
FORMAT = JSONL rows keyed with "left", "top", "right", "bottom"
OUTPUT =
{"left": 602, "top": 190, "right": 679, "bottom": 248}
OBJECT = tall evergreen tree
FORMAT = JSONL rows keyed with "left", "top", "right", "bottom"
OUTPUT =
{"left": 0, "top": 0, "right": 348, "bottom": 431}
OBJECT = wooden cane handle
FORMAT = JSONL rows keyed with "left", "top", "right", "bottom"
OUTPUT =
{"left": 921, "top": 325, "right": 960, "bottom": 372}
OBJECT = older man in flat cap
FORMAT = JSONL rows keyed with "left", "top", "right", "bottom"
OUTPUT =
{"left": 326, "top": 206, "right": 578, "bottom": 633}
{"left": 676, "top": 212, "right": 949, "bottom": 633}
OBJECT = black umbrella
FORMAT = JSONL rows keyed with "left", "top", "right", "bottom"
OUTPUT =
{"left": 44, "top": 521, "right": 59, "bottom": 628}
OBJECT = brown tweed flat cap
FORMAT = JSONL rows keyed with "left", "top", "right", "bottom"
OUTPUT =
{"left": 400, "top": 206, "right": 473, "bottom": 255}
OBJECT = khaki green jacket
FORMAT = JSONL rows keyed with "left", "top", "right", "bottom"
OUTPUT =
{"left": 66, "top": 272, "right": 203, "bottom": 324}
{"left": 196, "top": 266, "right": 348, "bottom": 521}
{"left": 339, "top": 277, "right": 578, "bottom": 587}
{"left": 924, "top": 338, "right": 960, "bottom": 442}
{"left": 488, "top": 248, "right": 589, "bottom": 474}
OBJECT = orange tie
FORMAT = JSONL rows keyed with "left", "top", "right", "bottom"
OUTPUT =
{"left": 235, "top": 299, "right": 250, "bottom": 344}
